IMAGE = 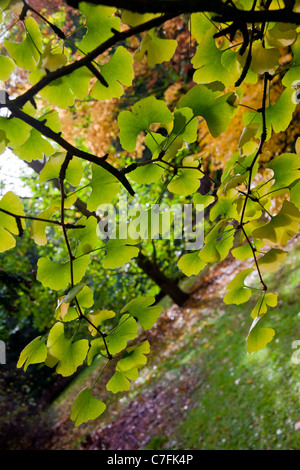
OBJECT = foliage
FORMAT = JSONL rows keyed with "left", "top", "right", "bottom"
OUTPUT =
{"left": 0, "top": 0, "right": 300, "bottom": 427}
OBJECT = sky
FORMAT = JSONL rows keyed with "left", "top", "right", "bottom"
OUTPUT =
{"left": 0, "top": 148, "right": 34, "bottom": 198}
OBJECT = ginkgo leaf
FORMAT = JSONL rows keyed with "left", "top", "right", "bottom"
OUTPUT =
{"left": 106, "top": 369, "right": 132, "bottom": 394}
{"left": 250, "top": 43, "right": 280, "bottom": 75}
{"left": 39, "top": 152, "right": 83, "bottom": 187}
{"left": 78, "top": 2, "right": 120, "bottom": 53}
{"left": 135, "top": 28, "right": 177, "bottom": 67}
{"left": 238, "top": 123, "right": 259, "bottom": 149}
{"left": 247, "top": 322, "right": 275, "bottom": 355}
{"left": 45, "top": 322, "right": 89, "bottom": 376}
{"left": 0, "top": 115, "right": 31, "bottom": 149}
{"left": 252, "top": 200, "right": 300, "bottom": 245}
{"left": 4, "top": 17, "right": 42, "bottom": 71}
{"left": 290, "top": 180, "right": 300, "bottom": 209}
{"left": 68, "top": 216, "right": 98, "bottom": 256}
{"left": 257, "top": 249, "right": 288, "bottom": 274}
{"left": 251, "top": 293, "right": 278, "bottom": 319}
{"left": 102, "top": 235, "right": 140, "bottom": 269}
{"left": 121, "top": 296, "right": 162, "bottom": 330}
{"left": 117, "top": 340, "right": 150, "bottom": 372}
{"left": 118, "top": 96, "right": 173, "bottom": 151}
{"left": 267, "top": 153, "right": 300, "bottom": 192}
{"left": 0, "top": 191, "right": 25, "bottom": 235}
{"left": 121, "top": 10, "right": 159, "bottom": 26}
{"left": 199, "top": 219, "right": 235, "bottom": 264}
{"left": 29, "top": 69, "right": 75, "bottom": 109}
{"left": 70, "top": 388, "right": 106, "bottom": 426}
{"left": 129, "top": 163, "right": 164, "bottom": 184}
{"left": 87, "top": 164, "right": 120, "bottom": 211}
{"left": 177, "top": 84, "right": 238, "bottom": 137}
{"left": 90, "top": 47, "right": 133, "bottom": 100}
{"left": 87, "top": 309, "right": 116, "bottom": 336}
{"left": 0, "top": 227, "right": 16, "bottom": 252}
{"left": 17, "top": 336, "right": 47, "bottom": 372}
{"left": 40, "top": 41, "right": 68, "bottom": 73}
{"left": 191, "top": 22, "right": 238, "bottom": 87}
{"left": 37, "top": 256, "right": 91, "bottom": 291}
{"left": 30, "top": 204, "right": 59, "bottom": 246}
{"left": 105, "top": 314, "right": 138, "bottom": 355}
{"left": 168, "top": 167, "right": 201, "bottom": 195}
{"left": 0, "top": 55, "right": 15, "bottom": 80}
{"left": 223, "top": 268, "right": 253, "bottom": 305}
{"left": 266, "top": 23, "right": 297, "bottom": 48}
{"left": 178, "top": 251, "right": 206, "bottom": 276}
{"left": 243, "top": 87, "right": 295, "bottom": 138}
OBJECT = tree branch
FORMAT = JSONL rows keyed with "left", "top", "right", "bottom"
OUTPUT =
{"left": 4, "top": 97, "right": 135, "bottom": 197}
{"left": 65, "top": 0, "right": 300, "bottom": 24}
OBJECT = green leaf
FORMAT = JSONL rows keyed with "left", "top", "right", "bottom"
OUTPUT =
{"left": 252, "top": 200, "right": 300, "bottom": 245}
{"left": 0, "top": 115, "right": 31, "bottom": 149}
{"left": 29, "top": 69, "right": 75, "bottom": 109}
{"left": 0, "top": 191, "right": 25, "bottom": 235}
{"left": 243, "top": 87, "right": 295, "bottom": 137}
{"left": 247, "top": 323, "right": 275, "bottom": 355}
{"left": 199, "top": 219, "right": 235, "bottom": 264}
{"left": 4, "top": 17, "right": 42, "bottom": 71}
{"left": 223, "top": 268, "right": 253, "bottom": 305}
{"left": 106, "top": 341, "right": 150, "bottom": 394}
{"left": 178, "top": 251, "right": 206, "bottom": 276}
{"left": 39, "top": 152, "right": 83, "bottom": 187}
{"left": 290, "top": 180, "right": 300, "bottom": 209}
{"left": 13, "top": 110, "right": 61, "bottom": 162}
{"left": 70, "top": 387, "right": 106, "bottom": 426}
{"left": 249, "top": 42, "right": 280, "bottom": 75}
{"left": 30, "top": 204, "right": 59, "bottom": 246}
{"left": 78, "top": 2, "right": 120, "bottom": 53}
{"left": 177, "top": 85, "right": 238, "bottom": 137}
{"left": 90, "top": 47, "right": 133, "bottom": 100}
{"left": 106, "top": 369, "right": 132, "bottom": 394}
{"left": 267, "top": 153, "right": 300, "bottom": 192}
{"left": 102, "top": 235, "right": 140, "bottom": 269}
{"left": 68, "top": 216, "right": 98, "bottom": 256}
{"left": 257, "top": 248, "right": 288, "bottom": 274}
{"left": 167, "top": 156, "right": 201, "bottom": 195}
{"left": 121, "top": 296, "right": 162, "bottom": 330}
{"left": 105, "top": 314, "right": 138, "bottom": 355}
{"left": 17, "top": 336, "right": 47, "bottom": 372}
{"left": 118, "top": 96, "right": 173, "bottom": 151}
{"left": 135, "top": 28, "right": 177, "bottom": 67}
{"left": 37, "top": 255, "right": 91, "bottom": 291}
{"left": 129, "top": 163, "right": 164, "bottom": 184}
{"left": 87, "top": 309, "right": 116, "bottom": 336}
{"left": 45, "top": 322, "right": 89, "bottom": 376}
{"left": 87, "top": 164, "right": 120, "bottom": 211}
{"left": 0, "top": 227, "right": 16, "bottom": 252}
{"left": 191, "top": 16, "right": 238, "bottom": 87}
{"left": 0, "top": 55, "right": 15, "bottom": 80}
{"left": 76, "top": 285, "right": 94, "bottom": 308}
{"left": 209, "top": 189, "right": 240, "bottom": 221}
{"left": 193, "top": 193, "right": 215, "bottom": 210}
{"left": 40, "top": 41, "right": 68, "bottom": 73}
{"left": 251, "top": 292, "right": 278, "bottom": 319}
{"left": 121, "top": 10, "right": 160, "bottom": 26}
{"left": 117, "top": 340, "right": 150, "bottom": 372}
{"left": 266, "top": 22, "right": 297, "bottom": 48}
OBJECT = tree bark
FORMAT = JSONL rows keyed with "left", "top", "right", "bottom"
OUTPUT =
{"left": 136, "top": 252, "right": 189, "bottom": 306}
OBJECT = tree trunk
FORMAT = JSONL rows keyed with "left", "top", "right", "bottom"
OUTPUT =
{"left": 136, "top": 252, "right": 189, "bottom": 306}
